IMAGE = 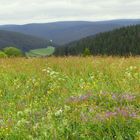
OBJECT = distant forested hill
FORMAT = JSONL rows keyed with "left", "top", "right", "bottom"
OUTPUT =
{"left": 0, "top": 30, "right": 52, "bottom": 51}
{"left": 0, "top": 19, "right": 140, "bottom": 45}
{"left": 55, "top": 25, "right": 140, "bottom": 56}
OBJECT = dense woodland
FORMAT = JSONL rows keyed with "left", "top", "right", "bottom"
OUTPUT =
{"left": 55, "top": 25, "right": 140, "bottom": 56}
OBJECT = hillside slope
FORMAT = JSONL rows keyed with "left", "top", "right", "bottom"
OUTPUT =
{"left": 0, "top": 30, "right": 51, "bottom": 51}
{"left": 0, "top": 19, "right": 140, "bottom": 45}
{"left": 55, "top": 25, "right": 140, "bottom": 56}
{"left": 26, "top": 47, "right": 55, "bottom": 57}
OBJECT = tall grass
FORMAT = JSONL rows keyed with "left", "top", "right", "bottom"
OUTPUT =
{"left": 0, "top": 57, "right": 139, "bottom": 139}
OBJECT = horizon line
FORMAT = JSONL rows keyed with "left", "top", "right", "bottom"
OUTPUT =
{"left": 0, "top": 18, "right": 140, "bottom": 26}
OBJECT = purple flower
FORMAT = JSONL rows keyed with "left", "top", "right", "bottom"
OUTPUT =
{"left": 116, "top": 108, "right": 129, "bottom": 117}
{"left": 111, "top": 93, "right": 136, "bottom": 102}
{"left": 129, "top": 112, "right": 137, "bottom": 118}
{"left": 105, "top": 112, "right": 117, "bottom": 118}
{"left": 95, "top": 107, "right": 138, "bottom": 122}
{"left": 121, "top": 94, "right": 135, "bottom": 101}
{"left": 66, "top": 93, "right": 93, "bottom": 103}
{"left": 112, "top": 94, "right": 117, "bottom": 100}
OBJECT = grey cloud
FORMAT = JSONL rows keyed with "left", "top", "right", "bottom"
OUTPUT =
{"left": 0, "top": 0, "right": 139, "bottom": 24}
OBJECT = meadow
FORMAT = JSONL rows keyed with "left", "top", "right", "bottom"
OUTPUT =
{"left": 26, "top": 47, "right": 55, "bottom": 57}
{"left": 0, "top": 57, "right": 139, "bottom": 140}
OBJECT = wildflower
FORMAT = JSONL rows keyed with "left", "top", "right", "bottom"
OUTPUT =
{"left": 55, "top": 109, "right": 63, "bottom": 117}
{"left": 66, "top": 93, "right": 93, "bottom": 103}
{"left": 112, "top": 93, "right": 136, "bottom": 102}
{"left": 121, "top": 94, "right": 136, "bottom": 101}
{"left": 42, "top": 69, "right": 47, "bottom": 72}
{"left": 112, "top": 94, "right": 117, "bottom": 99}
{"left": 95, "top": 107, "right": 138, "bottom": 122}
{"left": 64, "top": 105, "right": 71, "bottom": 111}
{"left": 105, "top": 112, "right": 117, "bottom": 118}
{"left": 129, "top": 112, "right": 137, "bottom": 118}
{"left": 116, "top": 108, "right": 129, "bottom": 117}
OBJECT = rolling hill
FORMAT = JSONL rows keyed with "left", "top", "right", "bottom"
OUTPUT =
{"left": 55, "top": 25, "right": 140, "bottom": 56}
{"left": 0, "top": 30, "right": 52, "bottom": 51}
{"left": 0, "top": 19, "right": 140, "bottom": 45}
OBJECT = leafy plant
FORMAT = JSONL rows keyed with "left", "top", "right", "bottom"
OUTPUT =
{"left": 0, "top": 51, "right": 7, "bottom": 58}
{"left": 83, "top": 48, "right": 91, "bottom": 57}
{"left": 3, "top": 47, "right": 23, "bottom": 57}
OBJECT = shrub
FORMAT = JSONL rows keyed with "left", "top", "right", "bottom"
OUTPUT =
{"left": 3, "top": 47, "right": 23, "bottom": 57}
{"left": 83, "top": 48, "right": 91, "bottom": 57}
{"left": 0, "top": 51, "right": 7, "bottom": 58}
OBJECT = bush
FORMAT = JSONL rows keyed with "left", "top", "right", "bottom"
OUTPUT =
{"left": 83, "top": 48, "right": 91, "bottom": 57}
{"left": 0, "top": 51, "right": 7, "bottom": 58}
{"left": 3, "top": 47, "right": 23, "bottom": 57}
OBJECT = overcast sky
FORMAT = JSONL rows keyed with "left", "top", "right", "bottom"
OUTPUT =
{"left": 0, "top": 0, "right": 140, "bottom": 24}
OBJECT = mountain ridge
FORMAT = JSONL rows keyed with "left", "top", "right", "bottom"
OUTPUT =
{"left": 0, "top": 19, "right": 140, "bottom": 45}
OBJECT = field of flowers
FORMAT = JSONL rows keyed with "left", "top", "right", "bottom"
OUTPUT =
{"left": 0, "top": 57, "right": 140, "bottom": 140}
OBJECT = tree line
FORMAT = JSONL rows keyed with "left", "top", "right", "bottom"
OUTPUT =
{"left": 54, "top": 25, "right": 140, "bottom": 56}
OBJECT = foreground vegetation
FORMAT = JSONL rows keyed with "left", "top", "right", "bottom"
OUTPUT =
{"left": 0, "top": 57, "right": 139, "bottom": 139}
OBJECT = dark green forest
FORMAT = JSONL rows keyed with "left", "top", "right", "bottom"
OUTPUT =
{"left": 55, "top": 25, "right": 140, "bottom": 56}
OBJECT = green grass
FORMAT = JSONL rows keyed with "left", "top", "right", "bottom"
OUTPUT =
{"left": 26, "top": 46, "right": 55, "bottom": 57}
{"left": 0, "top": 57, "right": 139, "bottom": 139}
